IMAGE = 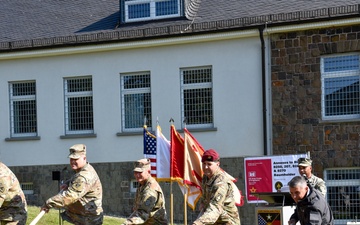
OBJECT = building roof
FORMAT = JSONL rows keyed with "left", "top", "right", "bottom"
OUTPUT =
{"left": 1, "top": 0, "right": 360, "bottom": 51}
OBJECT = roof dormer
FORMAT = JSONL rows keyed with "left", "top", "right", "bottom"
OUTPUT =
{"left": 120, "top": 0, "right": 183, "bottom": 23}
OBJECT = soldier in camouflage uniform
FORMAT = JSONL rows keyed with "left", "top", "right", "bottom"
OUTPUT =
{"left": 0, "top": 162, "right": 27, "bottom": 225}
{"left": 42, "top": 144, "right": 103, "bottom": 225}
{"left": 122, "top": 158, "right": 168, "bottom": 225}
{"left": 297, "top": 158, "right": 327, "bottom": 197}
{"left": 192, "top": 149, "right": 240, "bottom": 225}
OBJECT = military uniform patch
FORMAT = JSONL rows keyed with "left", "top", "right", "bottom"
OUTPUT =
{"left": 72, "top": 180, "right": 85, "bottom": 191}
{"left": 214, "top": 193, "right": 223, "bottom": 202}
{"left": 145, "top": 198, "right": 151, "bottom": 206}
{"left": 0, "top": 181, "right": 6, "bottom": 194}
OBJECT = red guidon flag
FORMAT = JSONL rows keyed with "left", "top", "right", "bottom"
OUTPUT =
{"left": 183, "top": 128, "right": 204, "bottom": 209}
{"left": 170, "top": 125, "right": 185, "bottom": 181}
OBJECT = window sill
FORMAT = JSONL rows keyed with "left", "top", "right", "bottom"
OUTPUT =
{"left": 320, "top": 118, "right": 360, "bottom": 124}
{"left": 60, "top": 134, "right": 97, "bottom": 139}
{"left": 179, "top": 127, "right": 218, "bottom": 133}
{"left": 5, "top": 136, "right": 41, "bottom": 141}
{"left": 116, "top": 127, "right": 218, "bottom": 136}
{"left": 116, "top": 132, "right": 142, "bottom": 136}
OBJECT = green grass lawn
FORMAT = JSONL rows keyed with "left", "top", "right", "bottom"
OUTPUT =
{"left": 26, "top": 205, "right": 125, "bottom": 225}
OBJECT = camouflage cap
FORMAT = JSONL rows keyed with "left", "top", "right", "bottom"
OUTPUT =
{"left": 68, "top": 144, "right": 86, "bottom": 159}
{"left": 133, "top": 158, "right": 150, "bottom": 172}
{"left": 298, "top": 157, "right": 312, "bottom": 167}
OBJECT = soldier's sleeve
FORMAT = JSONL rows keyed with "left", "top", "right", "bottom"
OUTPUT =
{"left": 63, "top": 179, "right": 71, "bottom": 186}
{"left": 316, "top": 179, "right": 327, "bottom": 197}
{"left": 123, "top": 189, "right": 158, "bottom": 224}
{"left": 308, "top": 210, "right": 322, "bottom": 225}
{"left": 193, "top": 181, "right": 228, "bottom": 225}
{"left": 197, "top": 178, "right": 206, "bottom": 211}
{"left": 289, "top": 208, "right": 298, "bottom": 223}
{"left": 0, "top": 176, "right": 11, "bottom": 208}
{"left": 46, "top": 175, "right": 89, "bottom": 209}
{"left": 198, "top": 195, "right": 205, "bottom": 211}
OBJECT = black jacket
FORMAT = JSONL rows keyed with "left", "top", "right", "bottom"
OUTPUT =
{"left": 290, "top": 186, "right": 334, "bottom": 225}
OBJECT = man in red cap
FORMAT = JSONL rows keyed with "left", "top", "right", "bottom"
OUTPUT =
{"left": 192, "top": 149, "right": 240, "bottom": 225}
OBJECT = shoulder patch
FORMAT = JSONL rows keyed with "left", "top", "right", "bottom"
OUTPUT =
{"left": 0, "top": 181, "right": 5, "bottom": 194}
{"left": 214, "top": 193, "right": 223, "bottom": 203}
{"left": 71, "top": 177, "right": 86, "bottom": 192}
{"left": 145, "top": 198, "right": 152, "bottom": 206}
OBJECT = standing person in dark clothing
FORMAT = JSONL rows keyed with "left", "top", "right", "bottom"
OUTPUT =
{"left": 288, "top": 176, "right": 333, "bottom": 225}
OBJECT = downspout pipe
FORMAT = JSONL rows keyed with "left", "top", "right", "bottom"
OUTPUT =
{"left": 258, "top": 25, "right": 268, "bottom": 155}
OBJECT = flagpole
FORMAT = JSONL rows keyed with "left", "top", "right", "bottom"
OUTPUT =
{"left": 170, "top": 182, "right": 173, "bottom": 225}
{"left": 159, "top": 117, "right": 174, "bottom": 225}
{"left": 184, "top": 192, "right": 187, "bottom": 225}
{"left": 183, "top": 118, "right": 188, "bottom": 225}
{"left": 169, "top": 118, "right": 174, "bottom": 225}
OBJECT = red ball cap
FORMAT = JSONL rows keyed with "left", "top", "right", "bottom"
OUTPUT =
{"left": 201, "top": 149, "right": 220, "bottom": 162}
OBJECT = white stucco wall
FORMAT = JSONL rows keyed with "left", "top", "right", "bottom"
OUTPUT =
{"left": 0, "top": 34, "right": 266, "bottom": 166}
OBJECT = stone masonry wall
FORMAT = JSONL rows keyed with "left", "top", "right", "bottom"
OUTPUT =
{"left": 10, "top": 157, "right": 258, "bottom": 224}
{"left": 271, "top": 25, "right": 360, "bottom": 176}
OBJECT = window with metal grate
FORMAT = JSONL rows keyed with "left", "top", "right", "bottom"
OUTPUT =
{"left": 321, "top": 53, "right": 360, "bottom": 121}
{"left": 21, "top": 182, "right": 34, "bottom": 195}
{"left": 121, "top": 72, "right": 152, "bottom": 132}
{"left": 64, "top": 77, "right": 94, "bottom": 135}
{"left": 180, "top": 66, "right": 213, "bottom": 129}
{"left": 324, "top": 168, "right": 360, "bottom": 225}
{"left": 9, "top": 81, "right": 37, "bottom": 137}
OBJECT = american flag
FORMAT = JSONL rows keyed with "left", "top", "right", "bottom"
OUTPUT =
{"left": 143, "top": 126, "right": 157, "bottom": 177}
{"left": 258, "top": 214, "right": 267, "bottom": 225}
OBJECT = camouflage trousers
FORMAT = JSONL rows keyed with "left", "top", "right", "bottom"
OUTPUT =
{"left": 0, "top": 211, "right": 27, "bottom": 225}
{"left": 61, "top": 211, "right": 103, "bottom": 225}
{"left": 0, "top": 219, "right": 26, "bottom": 225}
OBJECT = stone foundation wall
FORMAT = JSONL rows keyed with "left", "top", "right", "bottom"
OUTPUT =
{"left": 10, "top": 157, "right": 258, "bottom": 224}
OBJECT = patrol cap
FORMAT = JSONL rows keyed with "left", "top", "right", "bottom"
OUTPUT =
{"left": 201, "top": 149, "right": 220, "bottom": 162}
{"left": 298, "top": 157, "right": 312, "bottom": 167}
{"left": 68, "top": 144, "right": 86, "bottom": 159}
{"left": 133, "top": 158, "right": 150, "bottom": 172}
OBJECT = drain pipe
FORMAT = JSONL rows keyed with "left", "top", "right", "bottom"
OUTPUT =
{"left": 258, "top": 25, "right": 268, "bottom": 155}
